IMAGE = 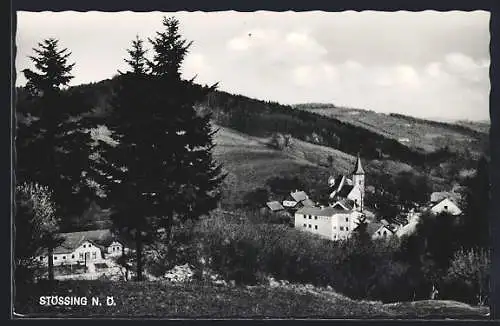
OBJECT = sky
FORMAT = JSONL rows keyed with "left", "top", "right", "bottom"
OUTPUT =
{"left": 15, "top": 11, "right": 490, "bottom": 121}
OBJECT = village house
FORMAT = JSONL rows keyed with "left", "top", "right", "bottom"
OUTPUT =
{"left": 36, "top": 229, "right": 128, "bottom": 267}
{"left": 429, "top": 197, "right": 463, "bottom": 216}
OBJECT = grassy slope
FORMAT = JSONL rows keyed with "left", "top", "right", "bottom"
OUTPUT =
{"left": 15, "top": 281, "right": 490, "bottom": 319}
{"left": 294, "top": 105, "right": 488, "bottom": 155}
{"left": 212, "top": 125, "right": 366, "bottom": 206}
{"left": 212, "top": 125, "right": 448, "bottom": 207}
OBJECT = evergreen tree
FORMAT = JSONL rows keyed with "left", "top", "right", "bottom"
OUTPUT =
{"left": 123, "top": 35, "right": 150, "bottom": 75}
{"left": 148, "top": 16, "right": 192, "bottom": 79}
{"left": 94, "top": 23, "right": 225, "bottom": 281}
{"left": 351, "top": 214, "right": 371, "bottom": 246}
{"left": 17, "top": 39, "right": 96, "bottom": 250}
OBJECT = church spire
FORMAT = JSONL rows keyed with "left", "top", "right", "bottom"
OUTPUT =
{"left": 353, "top": 153, "right": 364, "bottom": 175}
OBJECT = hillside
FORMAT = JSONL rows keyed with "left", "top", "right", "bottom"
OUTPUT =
{"left": 16, "top": 79, "right": 487, "bottom": 210}
{"left": 15, "top": 280, "right": 490, "bottom": 319}
{"left": 292, "top": 104, "right": 489, "bottom": 156}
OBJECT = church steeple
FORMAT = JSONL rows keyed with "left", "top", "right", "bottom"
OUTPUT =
{"left": 353, "top": 153, "right": 365, "bottom": 175}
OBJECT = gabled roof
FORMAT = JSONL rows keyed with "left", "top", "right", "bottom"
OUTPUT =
{"left": 332, "top": 199, "right": 354, "bottom": 211}
{"left": 337, "top": 185, "right": 355, "bottom": 198}
{"left": 266, "top": 201, "right": 285, "bottom": 212}
{"left": 37, "top": 229, "right": 121, "bottom": 256}
{"left": 301, "top": 198, "right": 316, "bottom": 207}
{"left": 366, "top": 222, "right": 383, "bottom": 236}
{"left": 430, "top": 192, "right": 461, "bottom": 204}
{"left": 352, "top": 155, "right": 365, "bottom": 175}
{"left": 290, "top": 191, "right": 309, "bottom": 202}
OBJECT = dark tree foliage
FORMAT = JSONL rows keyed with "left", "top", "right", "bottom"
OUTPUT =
{"left": 148, "top": 17, "right": 193, "bottom": 79}
{"left": 94, "top": 20, "right": 225, "bottom": 281}
{"left": 351, "top": 215, "right": 372, "bottom": 247}
{"left": 123, "top": 35, "right": 150, "bottom": 75}
{"left": 265, "top": 176, "right": 305, "bottom": 199}
{"left": 17, "top": 38, "right": 96, "bottom": 229}
{"left": 459, "top": 156, "right": 490, "bottom": 250}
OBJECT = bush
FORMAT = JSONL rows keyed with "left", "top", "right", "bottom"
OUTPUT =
{"left": 442, "top": 248, "right": 491, "bottom": 305}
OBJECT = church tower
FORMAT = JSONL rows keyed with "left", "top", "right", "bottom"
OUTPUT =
{"left": 352, "top": 154, "right": 365, "bottom": 212}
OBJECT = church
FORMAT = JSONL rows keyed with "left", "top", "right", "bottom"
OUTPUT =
{"left": 294, "top": 155, "right": 366, "bottom": 241}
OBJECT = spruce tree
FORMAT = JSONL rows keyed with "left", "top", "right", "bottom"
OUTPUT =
{"left": 17, "top": 39, "right": 96, "bottom": 278}
{"left": 95, "top": 25, "right": 225, "bottom": 280}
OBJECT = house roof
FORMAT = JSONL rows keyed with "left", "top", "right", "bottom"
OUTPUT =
{"left": 302, "top": 198, "right": 316, "bottom": 207}
{"left": 290, "top": 191, "right": 309, "bottom": 202}
{"left": 337, "top": 185, "right": 354, "bottom": 198}
{"left": 266, "top": 201, "right": 285, "bottom": 211}
{"left": 332, "top": 199, "right": 354, "bottom": 211}
{"left": 37, "top": 229, "right": 121, "bottom": 256}
{"left": 430, "top": 192, "right": 461, "bottom": 204}
{"left": 366, "top": 222, "right": 383, "bottom": 236}
{"left": 296, "top": 206, "right": 348, "bottom": 217}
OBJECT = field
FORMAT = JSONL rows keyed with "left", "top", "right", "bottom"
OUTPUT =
{"left": 294, "top": 105, "right": 488, "bottom": 155}
{"left": 15, "top": 280, "right": 490, "bottom": 319}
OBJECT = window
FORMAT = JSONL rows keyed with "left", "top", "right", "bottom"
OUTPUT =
{"left": 63, "top": 256, "right": 66, "bottom": 260}
{"left": 345, "top": 217, "right": 349, "bottom": 222}
{"left": 303, "top": 224, "right": 307, "bottom": 227}
{"left": 40, "top": 256, "right": 43, "bottom": 261}
{"left": 314, "top": 225, "right": 318, "bottom": 230}
{"left": 314, "top": 216, "right": 317, "bottom": 220}
{"left": 340, "top": 226, "right": 344, "bottom": 231}
{"left": 92, "top": 252, "right": 97, "bottom": 259}
{"left": 309, "top": 215, "right": 312, "bottom": 219}
{"left": 79, "top": 253, "right": 83, "bottom": 259}
{"left": 54, "top": 256, "right": 58, "bottom": 260}
{"left": 83, "top": 244, "right": 86, "bottom": 248}
{"left": 346, "top": 227, "right": 349, "bottom": 231}
{"left": 333, "top": 226, "right": 336, "bottom": 229}
{"left": 308, "top": 224, "right": 311, "bottom": 228}
{"left": 72, "top": 254, "right": 75, "bottom": 259}
{"left": 444, "top": 205, "right": 448, "bottom": 210}
{"left": 89, "top": 244, "right": 92, "bottom": 247}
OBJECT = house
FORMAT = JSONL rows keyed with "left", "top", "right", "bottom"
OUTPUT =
{"left": 36, "top": 229, "right": 128, "bottom": 266}
{"left": 370, "top": 223, "right": 396, "bottom": 240}
{"left": 328, "top": 155, "right": 365, "bottom": 212}
{"left": 290, "top": 190, "right": 309, "bottom": 203}
{"left": 282, "top": 200, "right": 298, "bottom": 208}
{"left": 266, "top": 201, "right": 285, "bottom": 212}
{"left": 430, "top": 197, "right": 462, "bottom": 216}
{"left": 294, "top": 205, "right": 362, "bottom": 241}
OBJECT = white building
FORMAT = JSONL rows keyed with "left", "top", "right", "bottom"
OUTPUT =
{"left": 430, "top": 197, "right": 462, "bottom": 216}
{"left": 328, "top": 155, "right": 365, "bottom": 211}
{"left": 294, "top": 206, "right": 362, "bottom": 241}
{"left": 36, "top": 229, "right": 128, "bottom": 266}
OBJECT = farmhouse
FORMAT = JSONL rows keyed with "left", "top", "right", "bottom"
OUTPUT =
{"left": 430, "top": 197, "right": 462, "bottom": 216}
{"left": 36, "top": 229, "right": 128, "bottom": 266}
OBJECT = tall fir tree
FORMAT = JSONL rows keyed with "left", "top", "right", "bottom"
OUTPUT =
{"left": 94, "top": 24, "right": 225, "bottom": 281}
{"left": 17, "top": 39, "right": 97, "bottom": 278}
{"left": 148, "top": 16, "right": 192, "bottom": 79}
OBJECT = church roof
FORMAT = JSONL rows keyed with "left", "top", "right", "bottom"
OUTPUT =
{"left": 353, "top": 155, "right": 365, "bottom": 175}
{"left": 337, "top": 184, "right": 354, "bottom": 198}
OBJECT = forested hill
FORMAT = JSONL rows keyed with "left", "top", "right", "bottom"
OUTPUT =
{"left": 16, "top": 78, "right": 488, "bottom": 171}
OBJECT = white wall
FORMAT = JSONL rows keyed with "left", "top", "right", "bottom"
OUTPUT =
{"left": 37, "top": 241, "right": 104, "bottom": 266}
{"left": 430, "top": 198, "right": 462, "bottom": 216}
